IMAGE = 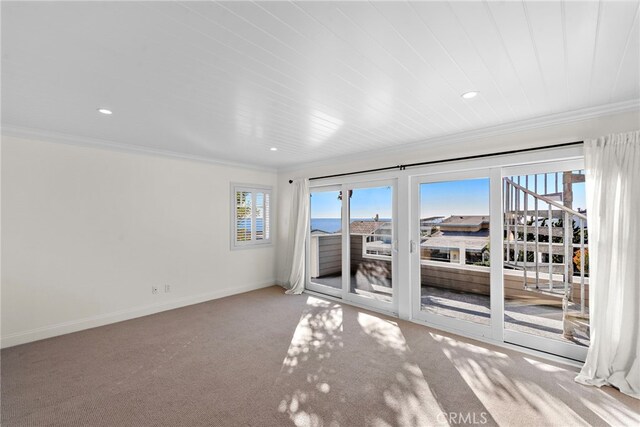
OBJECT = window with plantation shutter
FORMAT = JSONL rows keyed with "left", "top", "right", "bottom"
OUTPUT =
{"left": 231, "top": 184, "right": 272, "bottom": 248}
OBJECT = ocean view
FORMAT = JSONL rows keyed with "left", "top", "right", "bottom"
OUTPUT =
{"left": 311, "top": 218, "right": 341, "bottom": 233}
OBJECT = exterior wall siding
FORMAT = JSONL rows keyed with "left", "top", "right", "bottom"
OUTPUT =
{"left": 318, "top": 235, "right": 342, "bottom": 276}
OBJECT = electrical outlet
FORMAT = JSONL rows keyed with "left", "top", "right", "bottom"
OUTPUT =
{"left": 165, "top": 284, "right": 171, "bottom": 293}
{"left": 152, "top": 286, "right": 159, "bottom": 295}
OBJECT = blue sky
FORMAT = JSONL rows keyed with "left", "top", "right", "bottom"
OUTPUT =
{"left": 310, "top": 187, "right": 393, "bottom": 218}
{"left": 420, "top": 178, "right": 489, "bottom": 217}
{"left": 308, "top": 182, "right": 486, "bottom": 219}
{"left": 350, "top": 186, "right": 392, "bottom": 218}
{"left": 310, "top": 190, "right": 342, "bottom": 218}
{"left": 310, "top": 174, "right": 586, "bottom": 219}
{"left": 572, "top": 183, "right": 587, "bottom": 210}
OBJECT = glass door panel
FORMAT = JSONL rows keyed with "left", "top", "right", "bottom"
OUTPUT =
{"left": 419, "top": 178, "right": 492, "bottom": 326}
{"left": 502, "top": 164, "right": 589, "bottom": 361}
{"left": 348, "top": 184, "right": 394, "bottom": 305}
{"left": 307, "top": 187, "right": 343, "bottom": 297}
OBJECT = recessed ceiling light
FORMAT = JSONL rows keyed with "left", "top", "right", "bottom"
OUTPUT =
{"left": 97, "top": 108, "right": 113, "bottom": 115}
{"left": 461, "top": 91, "right": 479, "bottom": 99}
{"left": 270, "top": 147, "right": 278, "bottom": 151}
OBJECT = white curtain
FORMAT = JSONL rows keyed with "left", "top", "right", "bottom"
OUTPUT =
{"left": 575, "top": 131, "right": 640, "bottom": 399}
{"left": 284, "top": 179, "right": 310, "bottom": 295}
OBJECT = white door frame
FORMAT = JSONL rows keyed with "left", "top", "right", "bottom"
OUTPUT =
{"left": 500, "top": 158, "right": 588, "bottom": 361}
{"left": 410, "top": 169, "right": 495, "bottom": 339}
{"left": 343, "top": 179, "right": 399, "bottom": 314}
{"left": 306, "top": 184, "right": 343, "bottom": 298}
{"left": 307, "top": 178, "right": 399, "bottom": 314}
{"left": 408, "top": 155, "right": 589, "bottom": 361}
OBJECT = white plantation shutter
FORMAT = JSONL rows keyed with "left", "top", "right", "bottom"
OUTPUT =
{"left": 235, "top": 191, "right": 252, "bottom": 243}
{"left": 256, "top": 192, "right": 265, "bottom": 240}
{"left": 231, "top": 185, "right": 272, "bottom": 248}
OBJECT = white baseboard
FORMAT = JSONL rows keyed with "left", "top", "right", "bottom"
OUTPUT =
{"left": 1, "top": 281, "right": 275, "bottom": 349}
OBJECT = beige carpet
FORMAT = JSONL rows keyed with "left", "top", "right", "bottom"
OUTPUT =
{"left": 2, "top": 286, "right": 638, "bottom": 426}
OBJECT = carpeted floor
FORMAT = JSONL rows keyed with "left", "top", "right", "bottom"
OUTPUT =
{"left": 2, "top": 286, "right": 638, "bottom": 426}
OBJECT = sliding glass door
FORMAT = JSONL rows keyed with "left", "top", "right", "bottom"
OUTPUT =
{"left": 410, "top": 159, "right": 587, "bottom": 361}
{"left": 502, "top": 160, "right": 589, "bottom": 361}
{"left": 345, "top": 182, "right": 396, "bottom": 310}
{"left": 412, "top": 172, "right": 493, "bottom": 336}
{"left": 307, "top": 180, "right": 398, "bottom": 313}
{"left": 307, "top": 150, "right": 588, "bottom": 361}
{"left": 307, "top": 186, "right": 343, "bottom": 298}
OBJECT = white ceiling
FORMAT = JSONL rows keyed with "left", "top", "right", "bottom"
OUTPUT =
{"left": 2, "top": 1, "right": 639, "bottom": 169}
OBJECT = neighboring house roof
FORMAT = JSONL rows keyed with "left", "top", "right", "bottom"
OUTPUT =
{"left": 421, "top": 234, "right": 489, "bottom": 251}
{"left": 439, "top": 215, "right": 490, "bottom": 232}
{"left": 420, "top": 216, "right": 445, "bottom": 225}
{"left": 349, "top": 220, "right": 390, "bottom": 235}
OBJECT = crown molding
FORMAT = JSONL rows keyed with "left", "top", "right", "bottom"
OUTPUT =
{"left": 278, "top": 99, "right": 640, "bottom": 173}
{"left": 3, "top": 99, "right": 638, "bottom": 175}
{"left": 0, "top": 125, "right": 278, "bottom": 173}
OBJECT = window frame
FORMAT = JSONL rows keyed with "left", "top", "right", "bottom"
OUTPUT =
{"left": 230, "top": 183, "right": 273, "bottom": 250}
{"left": 361, "top": 233, "right": 394, "bottom": 261}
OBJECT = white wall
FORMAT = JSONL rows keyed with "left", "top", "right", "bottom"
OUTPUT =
{"left": 276, "top": 109, "right": 640, "bottom": 283}
{"left": 1, "top": 135, "right": 278, "bottom": 348}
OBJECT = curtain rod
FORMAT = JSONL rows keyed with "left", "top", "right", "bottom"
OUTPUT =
{"left": 288, "top": 140, "right": 584, "bottom": 184}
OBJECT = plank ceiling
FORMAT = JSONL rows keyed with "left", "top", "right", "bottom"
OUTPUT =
{"left": 2, "top": 1, "right": 639, "bottom": 168}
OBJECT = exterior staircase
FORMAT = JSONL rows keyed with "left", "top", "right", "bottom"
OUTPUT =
{"left": 503, "top": 172, "right": 588, "bottom": 319}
